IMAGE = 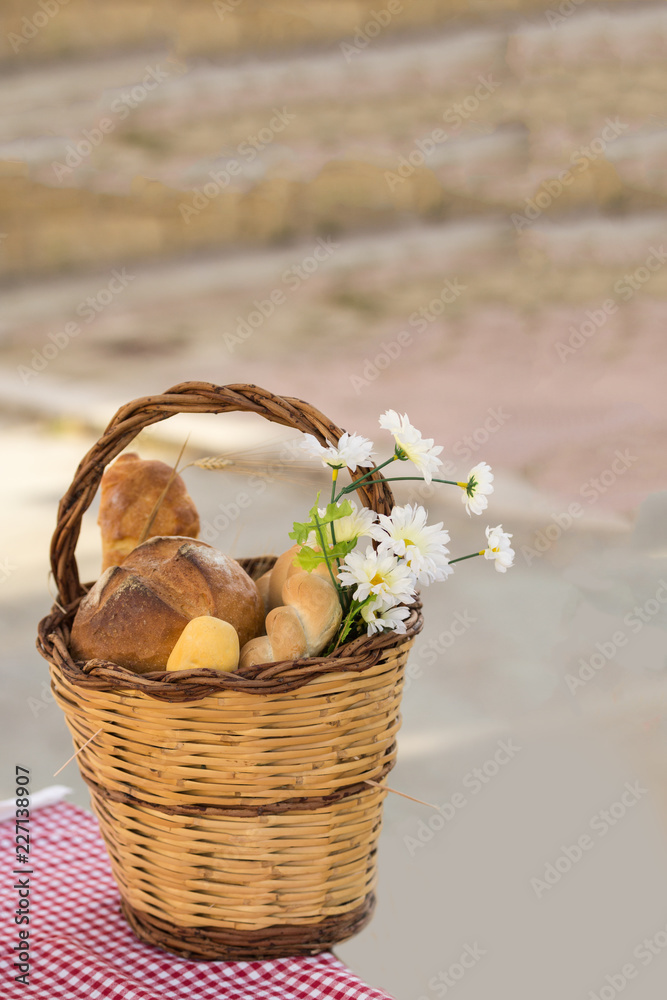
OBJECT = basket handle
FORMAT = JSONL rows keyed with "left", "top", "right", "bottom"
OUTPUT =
{"left": 50, "top": 381, "right": 395, "bottom": 605}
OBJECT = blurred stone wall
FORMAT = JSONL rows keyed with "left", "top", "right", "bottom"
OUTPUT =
{"left": 1, "top": 0, "right": 665, "bottom": 283}
{"left": 0, "top": 0, "right": 643, "bottom": 64}
{"left": 1, "top": 0, "right": 666, "bottom": 506}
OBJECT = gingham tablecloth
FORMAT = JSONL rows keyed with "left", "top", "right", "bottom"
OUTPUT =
{"left": 0, "top": 800, "right": 394, "bottom": 1000}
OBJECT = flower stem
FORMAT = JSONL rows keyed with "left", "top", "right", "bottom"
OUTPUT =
{"left": 312, "top": 511, "right": 345, "bottom": 611}
{"left": 448, "top": 551, "right": 484, "bottom": 565}
{"left": 329, "top": 469, "right": 342, "bottom": 577}
{"left": 359, "top": 476, "right": 466, "bottom": 488}
{"left": 335, "top": 457, "right": 397, "bottom": 500}
{"left": 330, "top": 468, "right": 338, "bottom": 503}
{"left": 332, "top": 599, "right": 361, "bottom": 651}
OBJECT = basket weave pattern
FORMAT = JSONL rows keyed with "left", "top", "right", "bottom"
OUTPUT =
{"left": 37, "top": 384, "right": 423, "bottom": 959}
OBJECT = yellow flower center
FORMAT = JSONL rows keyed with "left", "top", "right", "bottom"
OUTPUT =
{"left": 370, "top": 572, "right": 384, "bottom": 586}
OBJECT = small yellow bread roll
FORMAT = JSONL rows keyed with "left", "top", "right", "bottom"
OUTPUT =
{"left": 166, "top": 615, "right": 239, "bottom": 672}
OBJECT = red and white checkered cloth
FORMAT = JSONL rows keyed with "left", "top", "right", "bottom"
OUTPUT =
{"left": 0, "top": 801, "right": 394, "bottom": 1000}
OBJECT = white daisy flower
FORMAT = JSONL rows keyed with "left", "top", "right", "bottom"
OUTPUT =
{"left": 338, "top": 545, "right": 417, "bottom": 605}
{"left": 462, "top": 462, "right": 494, "bottom": 516}
{"left": 361, "top": 598, "right": 411, "bottom": 636}
{"left": 375, "top": 503, "right": 452, "bottom": 584}
{"left": 300, "top": 431, "right": 375, "bottom": 472}
{"left": 378, "top": 410, "right": 443, "bottom": 484}
{"left": 483, "top": 524, "right": 514, "bottom": 572}
{"left": 308, "top": 501, "right": 382, "bottom": 547}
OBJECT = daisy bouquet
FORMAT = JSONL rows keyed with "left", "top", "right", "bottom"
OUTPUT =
{"left": 297, "top": 410, "right": 515, "bottom": 650}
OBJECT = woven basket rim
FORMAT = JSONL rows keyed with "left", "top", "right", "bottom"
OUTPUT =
{"left": 37, "top": 582, "right": 422, "bottom": 701}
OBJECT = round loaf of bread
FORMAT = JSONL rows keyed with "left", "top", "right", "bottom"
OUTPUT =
{"left": 70, "top": 536, "right": 264, "bottom": 673}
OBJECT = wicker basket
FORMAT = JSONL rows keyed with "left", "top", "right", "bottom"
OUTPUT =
{"left": 37, "top": 383, "right": 423, "bottom": 960}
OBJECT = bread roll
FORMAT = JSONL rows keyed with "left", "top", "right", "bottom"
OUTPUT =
{"left": 282, "top": 572, "right": 342, "bottom": 653}
{"left": 267, "top": 544, "right": 301, "bottom": 611}
{"left": 240, "top": 635, "right": 273, "bottom": 667}
{"left": 239, "top": 571, "right": 342, "bottom": 669}
{"left": 71, "top": 536, "right": 263, "bottom": 672}
{"left": 166, "top": 616, "right": 239, "bottom": 672}
{"left": 265, "top": 605, "right": 309, "bottom": 661}
{"left": 255, "top": 570, "right": 271, "bottom": 618}
{"left": 98, "top": 452, "right": 199, "bottom": 571}
{"left": 266, "top": 544, "right": 334, "bottom": 612}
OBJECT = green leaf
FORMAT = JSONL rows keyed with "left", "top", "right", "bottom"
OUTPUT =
{"left": 328, "top": 538, "right": 358, "bottom": 560}
{"left": 310, "top": 498, "right": 353, "bottom": 526}
{"left": 290, "top": 498, "right": 354, "bottom": 546}
{"left": 289, "top": 520, "right": 312, "bottom": 545}
{"left": 293, "top": 538, "right": 358, "bottom": 573}
{"left": 294, "top": 545, "right": 325, "bottom": 572}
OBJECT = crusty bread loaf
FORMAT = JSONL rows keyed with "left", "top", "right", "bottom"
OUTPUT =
{"left": 71, "top": 564, "right": 191, "bottom": 673}
{"left": 239, "top": 571, "right": 342, "bottom": 669}
{"left": 71, "top": 536, "right": 263, "bottom": 672}
{"left": 98, "top": 452, "right": 200, "bottom": 571}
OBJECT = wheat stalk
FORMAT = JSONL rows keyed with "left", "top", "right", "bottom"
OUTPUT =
{"left": 364, "top": 779, "right": 440, "bottom": 810}
{"left": 193, "top": 457, "right": 234, "bottom": 470}
{"left": 190, "top": 454, "right": 323, "bottom": 487}
{"left": 53, "top": 727, "right": 103, "bottom": 777}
